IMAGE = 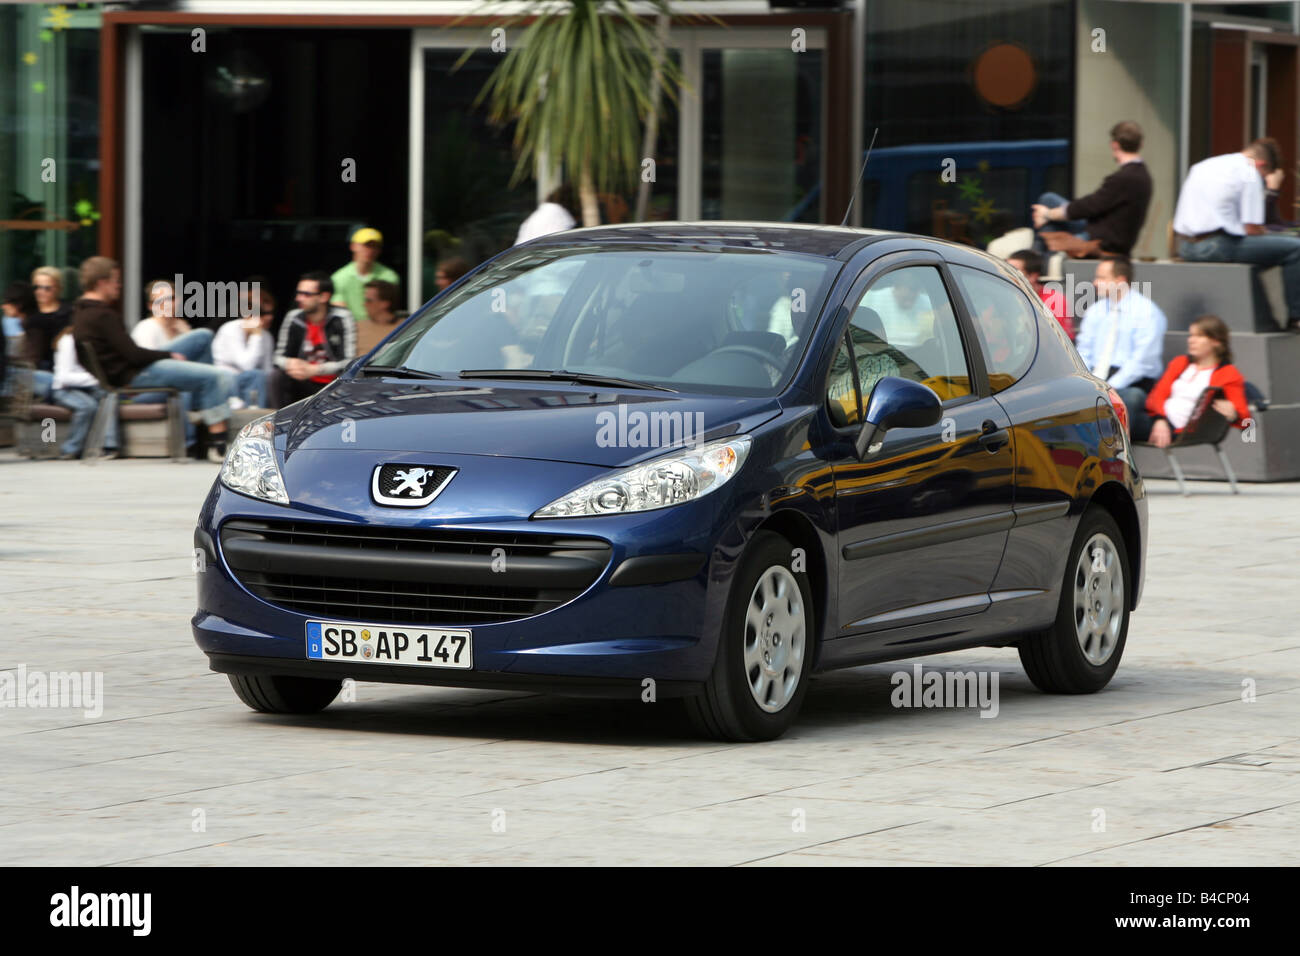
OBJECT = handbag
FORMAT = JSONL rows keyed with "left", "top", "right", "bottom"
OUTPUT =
{"left": 1174, "top": 387, "right": 1230, "bottom": 446}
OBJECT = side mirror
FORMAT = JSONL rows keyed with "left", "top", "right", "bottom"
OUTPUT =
{"left": 855, "top": 377, "right": 943, "bottom": 458}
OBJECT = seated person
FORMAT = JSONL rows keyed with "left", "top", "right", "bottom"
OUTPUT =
{"left": 72, "top": 257, "right": 232, "bottom": 462}
{"left": 1173, "top": 138, "right": 1300, "bottom": 330}
{"left": 50, "top": 328, "right": 120, "bottom": 459}
{"left": 1141, "top": 315, "right": 1250, "bottom": 447}
{"left": 27, "top": 267, "right": 74, "bottom": 372}
{"left": 131, "top": 279, "right": 215, "bottom": 363}
{"left": 213, "top": 302, "right": 274, "bottom": 411}
{"left": 1032, "top": 120, "right": 1152, "bottom": 258}
{"left": 269, "top": 272, "right": 356, "bottom": 408}
{"left": 355, "top": 279, "right": 407, "bottom": 356}
{"left": 1074, "top": 257, "right": 1166, "bottom": 432}
{"left": 1006, "top": 248, "right": 1073, "bottom": 340}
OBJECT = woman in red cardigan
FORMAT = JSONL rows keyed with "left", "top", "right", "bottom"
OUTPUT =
{"left": 1143, "top": 315, "right": 1250, "bottom": 447}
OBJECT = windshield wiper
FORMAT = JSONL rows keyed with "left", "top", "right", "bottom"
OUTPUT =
{"left": 360, "top": 365, "right": 443, "bottom": 380}
{"left": 457, "top": 369, "right": 677, "bottom": 393}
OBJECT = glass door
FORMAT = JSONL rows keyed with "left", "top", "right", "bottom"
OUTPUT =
{"left": 409, "top": 25, "right": 828, "bottom": 309}
{"left": 674, "top": 27, "right": 827, "bottom": 223}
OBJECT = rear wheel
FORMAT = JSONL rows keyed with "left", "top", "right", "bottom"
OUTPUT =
{"left": 228, "top": 673, "right": 342, "bottom": 714}
{"left": 1018, "top": 507, "right": 1130, "bottom": 694}
{"left": 684, "top": 531, "right": 815, "bottom": 741}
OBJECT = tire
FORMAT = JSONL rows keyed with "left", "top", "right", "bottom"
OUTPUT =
{"left": 228, "top": 673, "right": 343, "bottom": 714}
{"left": 684, "top": 531, "right": 815, "bottom": 741}
{"left": 1018, "top": 507, "right": 1131, "bottom": 694}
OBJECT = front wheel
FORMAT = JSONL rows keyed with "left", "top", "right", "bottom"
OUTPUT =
{"left": 1018, "top": 507, "right": 1131, "bottom": 694}
{"left": 684, "top": 531, "right": 815, "bottom": 741}
{"left": 228, "top": 673, "right": 342, "bottom": 714}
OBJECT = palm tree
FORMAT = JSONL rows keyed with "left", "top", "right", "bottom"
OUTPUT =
{"left": 462, "top": 0, "right": 684, "bottom": 227}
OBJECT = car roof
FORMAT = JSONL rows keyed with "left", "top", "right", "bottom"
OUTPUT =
{"left": 521, "top": 221, "right": 888, "bottom": 259}
{"left": 520, "top": 220, "right": 1011, "bottom": 270}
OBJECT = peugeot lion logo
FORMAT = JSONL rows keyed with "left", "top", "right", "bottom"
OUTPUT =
{"left": 372, "top": 464, "right": 456, "bottom": 507}
{"left": 391, "top": 467, "right": 432, "bottom": 497}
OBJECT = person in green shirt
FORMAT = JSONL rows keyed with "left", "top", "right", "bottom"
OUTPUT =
{"left": 331, "top": 227, "right": 400, "bottom": 322}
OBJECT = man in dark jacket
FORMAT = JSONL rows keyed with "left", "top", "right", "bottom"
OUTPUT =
{"left": 268, "top": 272, "right": 356, "bottom": 408}
{"left": 71, "top": 256, "right": 233, "bottom": 461}
{"left": 1032, "top": 120, "right": 1153, "bottom": 257}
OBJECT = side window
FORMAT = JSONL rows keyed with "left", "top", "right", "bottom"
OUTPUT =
{"left": 852, "top": 265, "right": 972, "bottom": 402}
{"left": 951, "top": 265, "right": 1038, "bottom": 393}
{"left": 826, "top": 335, "right": 861, "bottom": 427}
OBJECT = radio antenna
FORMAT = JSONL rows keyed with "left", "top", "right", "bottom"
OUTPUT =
{"left": 840, "top": 127, "right": 879, "bottom": 228}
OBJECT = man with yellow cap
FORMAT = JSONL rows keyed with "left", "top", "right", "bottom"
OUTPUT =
{"left": 331, "top": 227, "right": 400, "bottom": 323}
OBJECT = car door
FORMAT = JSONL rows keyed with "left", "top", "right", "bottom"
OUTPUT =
{"left": 826, "top": 253, "right": 1016, "bottom": 636}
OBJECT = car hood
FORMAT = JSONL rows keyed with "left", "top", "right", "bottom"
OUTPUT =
{"left": 274, "top": 378, "right": 782, "bottom": 468}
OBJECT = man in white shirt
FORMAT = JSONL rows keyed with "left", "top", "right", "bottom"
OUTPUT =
{"left": 1173, "top": 139, "right": 1300, "bottom": 329}
{"left": 515, "top": 186, "right": 577, "bottom": 245}
{"left": 1075, "top": 257, "right": 1167, "bottom": 439}
{"left": 212, "top": 310, "right": 274, "bottom": 409}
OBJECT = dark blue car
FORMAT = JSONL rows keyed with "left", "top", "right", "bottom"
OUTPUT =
{"left": 194, "top": 223, "right": 1147, "bottom": 741}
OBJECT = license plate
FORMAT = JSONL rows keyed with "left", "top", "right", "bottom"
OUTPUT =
{"left": 305, "top": 620, "right": 472, "bottom": 669}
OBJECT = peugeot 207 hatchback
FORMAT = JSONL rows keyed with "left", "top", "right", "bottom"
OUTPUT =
{"left": 193, "top": 223, "right": 1147, "bottom": 741}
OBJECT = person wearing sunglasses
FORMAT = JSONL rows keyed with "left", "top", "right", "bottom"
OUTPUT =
{"left": 268, "top": 272, "right": 355, "bottom": 409}
{"left": 25, "top": 266, "right": 72, "bottom": 372}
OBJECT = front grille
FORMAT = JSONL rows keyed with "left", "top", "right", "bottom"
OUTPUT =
{"left": 221, "top": 519, "right": 612, "bottom": 626}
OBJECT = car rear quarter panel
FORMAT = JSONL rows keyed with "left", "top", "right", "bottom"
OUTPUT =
{"left": 990, "top": 308, "right": 1146, "bottom": 630}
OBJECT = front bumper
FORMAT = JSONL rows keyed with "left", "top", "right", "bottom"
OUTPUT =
{"left": 192, "top": 474, "right": 746, "bottom": 690}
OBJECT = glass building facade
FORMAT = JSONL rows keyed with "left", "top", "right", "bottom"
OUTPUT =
{"left": 863, "top": 0, "right": 1075, "bottom": 245}
{"left": 0, "top": 2, "right": 102, "bottom": 292}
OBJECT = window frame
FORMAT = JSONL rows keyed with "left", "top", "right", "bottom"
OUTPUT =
{"left": 946, "top": 261, "right": 1042, "bottom": 395}
{"left": 820, "top": 251, "right": 990, "bottom": 432}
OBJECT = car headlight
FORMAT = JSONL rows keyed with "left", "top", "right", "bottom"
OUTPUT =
{"left": 533, "top": 436, "right": 751, "bottom": 518}
{"left": 219, "top": 413, "right": 288, "bottom": 505}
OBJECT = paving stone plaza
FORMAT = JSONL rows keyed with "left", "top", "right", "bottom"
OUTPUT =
{"left": 2, "top": 453, "right": 1296, "bottom": 866}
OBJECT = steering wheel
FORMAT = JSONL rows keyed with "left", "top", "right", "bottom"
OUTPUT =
{"left": 708, "top": 344, "right": 786, "bottom": 373}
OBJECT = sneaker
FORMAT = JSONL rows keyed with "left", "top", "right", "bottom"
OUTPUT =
{"left": 206, "top": 440, "right": 228, "bottom": 464}
{"left": 229, "top": 396, "right": 246, "bottom": 411}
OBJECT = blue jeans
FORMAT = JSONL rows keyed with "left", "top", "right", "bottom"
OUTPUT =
{"left": 231, "top": 368, "right": 267, "bottom": 407}
{"left": 1035, "top": 191, "right": 1090, "bottom": 252}
{"left": 51, "top": 386, "right": 119, "bottom": 457}
{"left": 164, "top": 328, "right": 215, "bottom": 364}
{"left": 1117, "top": 385, "right": 1153, "bottom": 442}
{"left": 129, "top": 359, "right": 232, "bottom": 435}
{"left": 30, "top": 369, "right": 54, "bottom": 403}
{"left": 1178, "top": 232, "right": 1300, "bottom": 320}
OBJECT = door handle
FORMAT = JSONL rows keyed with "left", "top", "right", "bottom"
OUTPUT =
{"left": 978, "top": 419, "right": 1009, "bottom": 453}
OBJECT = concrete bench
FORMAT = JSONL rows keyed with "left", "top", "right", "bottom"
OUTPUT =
{"left": 16, "top": 397, "right": 177, "bottom": 459}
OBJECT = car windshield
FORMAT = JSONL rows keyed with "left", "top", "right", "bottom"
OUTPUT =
{"left": 368, "top": 245, "right": 840, "bottom": 395}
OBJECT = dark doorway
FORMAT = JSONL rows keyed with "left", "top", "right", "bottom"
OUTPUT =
{"left": 140, "top": 28, "right": 410, "bottom": 328}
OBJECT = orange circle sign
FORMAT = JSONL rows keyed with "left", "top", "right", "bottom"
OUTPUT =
{"left": 973, "top": 43, "right": 1037, "bottom": 108}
